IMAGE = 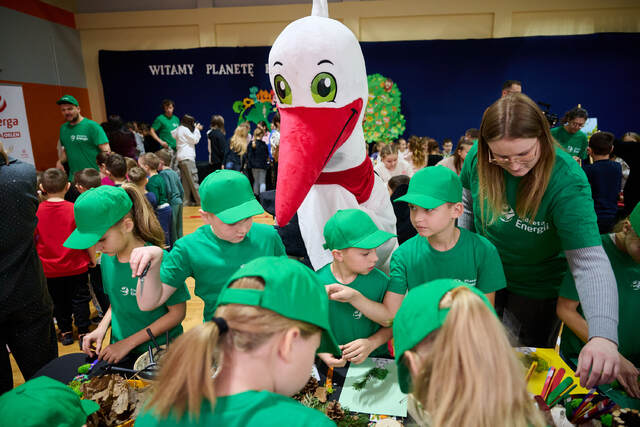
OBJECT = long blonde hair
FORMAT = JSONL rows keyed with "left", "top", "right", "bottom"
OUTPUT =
{"left": 146, "top": 277, "right": 322, "bottom": 420}
{"left": 408, "top": 136, "right": 426, "bottom": 168}
{"left": 477, "top": 93, "right": 556, "bottom": 226}
{"left": 120, "top": 183, "right": 165, "bottom": 247}
{"left": 230, "top": 126, "right": 248, "bottom": 156}
{"left": 410, "top": 287, "right": 545, "bottom": 427}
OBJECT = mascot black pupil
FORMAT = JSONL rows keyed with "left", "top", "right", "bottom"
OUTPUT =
{"left": 318, "top": 78, "right": 331, "bottom": 96}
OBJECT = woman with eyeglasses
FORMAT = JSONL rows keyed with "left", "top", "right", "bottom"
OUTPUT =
{"left": 459, "top": 93, "right": 620, "bottom": 390}
{"left": 550, "top": 106, "right": 589, "bottom": 162}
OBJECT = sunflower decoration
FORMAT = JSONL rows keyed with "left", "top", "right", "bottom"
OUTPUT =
{"left": 232, "top": 86, "right": 277, "bottom": 127}
{"left": 363, "top": 74, "right": 406, "bottom": 144}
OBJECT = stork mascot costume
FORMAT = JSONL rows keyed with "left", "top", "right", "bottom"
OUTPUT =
{"left": 269, "top": 0, "right": 397, "bottom": 270}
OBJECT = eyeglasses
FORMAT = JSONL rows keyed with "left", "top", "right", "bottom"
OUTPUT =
{"left": 568, "top": 121, "right": 586, "bottom": 128}
{"left": 488, "top": 143, "right": 539, "bottom": 165}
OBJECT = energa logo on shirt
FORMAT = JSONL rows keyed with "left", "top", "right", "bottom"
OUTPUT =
{"left": 353, "top": 310, "right": 363, "bottom": 320}
{"left": 499, "top": 204, "right": 516, "bottom": 223}
{"left": 121, "top": 286, "right": 136, "bottom": 296}
{"left": 631, "top": 280, "right": 640, "bottom": 291}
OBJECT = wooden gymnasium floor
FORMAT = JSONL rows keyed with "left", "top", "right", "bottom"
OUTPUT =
{"left": 10, "top": 206, "right": 275, "bottom": 388}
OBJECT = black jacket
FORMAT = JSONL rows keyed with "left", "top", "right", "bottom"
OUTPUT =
{"left": 247, "top": 139, "right": 269, "bottom": 169}
{"left": 208, "top": 129, "right": 227, "bottom": 166}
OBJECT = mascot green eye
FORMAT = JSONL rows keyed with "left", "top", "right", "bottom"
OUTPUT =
{"left": 311, "top": 72, "right": 337, "bottom": 103}
{"left": 274, "top": 75, "right": 292, "bottom": 105}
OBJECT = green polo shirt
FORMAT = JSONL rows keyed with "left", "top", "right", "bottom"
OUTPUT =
{"left": 152, "top": 114, "right": 180, "bottom": 150}
{"left": 560, "top": 234, "right": 640, "bottom": 366}
{"left": 389, "top": 227, "right": 506, "bottom": 295}
{"left": 101, "top": 247, "right": 190, "bottom": 355}
{"left": 135, "top": 390, "right": 336, "bottom": 427}
{"left": 460, "top": 145, "right": 601, "bottom": 299}
{"left": 316, "top": 264, "right": 389, "bottom": 357}
{"left": 147, "top": 174, "right": 168, "bottom": 205}
{"left": 59, "top": 118, "right": 109, "bottom": 180}
{"left": 551, "top": 126, "right": 588, "bottom": 160}
{"left": 160, "top": 224, "right": 286, "bottom": 321}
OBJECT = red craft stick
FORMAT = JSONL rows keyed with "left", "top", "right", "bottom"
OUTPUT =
{"left": 545, "top": 367, "right": 565, "bottom": 400}
{"left": 540, "top": 367, "right": 555, "bottom": 399}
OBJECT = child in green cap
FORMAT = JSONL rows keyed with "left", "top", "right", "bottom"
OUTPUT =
{"left": 0, "top": 376, "right": 100, "bottom": 427}
{"left": 393, "top": 279, "right": 545, "bottom": 427}
{"left": 135, "top": 256, "right": 339, "bottom": 426}
{"left": 557, "top": 201, "right": 640, "bottom": 398}
{"left": 390, "top": 166, "right": 506, "bottom": 306}
{"left": 64, "top": 184, "right": 190, "bottom": 367}
{"left": 130, "top": 170, "right": 286, "bottom": 322}
{"left": 316, "top": 209, "right": 396, "bottom": 367}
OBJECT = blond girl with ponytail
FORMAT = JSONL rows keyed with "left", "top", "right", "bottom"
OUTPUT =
{"left": 393, "top": 279, "right": 546, "bottom": 427}
{"left": 136, "top": 256, "right": 340, "bottom": 426}
{"left": 64, "top": 184, "right": 190, "bottom": 367}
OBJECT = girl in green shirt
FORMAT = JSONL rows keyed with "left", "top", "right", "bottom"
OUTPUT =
{"left": 393, "top": 279, "right": 546, "bottom": 427}
{"left": 136, "top": 257, "right": 339, "bottom": 426}
{"left": 64, "top": 184, "right": 189, "bottom": 367}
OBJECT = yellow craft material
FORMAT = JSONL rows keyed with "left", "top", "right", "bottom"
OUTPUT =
{"left": 525, "top": 348, "right": 590, "bottom": 396}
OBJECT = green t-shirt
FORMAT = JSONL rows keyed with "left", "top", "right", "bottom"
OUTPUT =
{"left": 315, "top": 264, "right": 389, "bottom": 357}
{"left": 100, "top": 247, "right": 190, "bottom": 355}
{"left": 152, "top": 114, "right": 180, "bottom": 150}
{"left": 389, "top": 227, "right": 506, "bottom": 295}
{"left": 135, "top": 390, "right": 335, "bottom": 427}
{"left": 160, "top": 224, "right": 286, "bottom": 321}
{"left": 147, "top": 174, "right": 168, "bottom": 205}
{"left": 460, "top": 145, "right": 601, "bottom": 299}
{"left": 560, "top": 234, "right": 640, "bottom": 366}
{"left": 551, "top": 126, "right": 588, "bottom": 160}
{"left": 59, "top": 118, "right": 109, "bottom": 180}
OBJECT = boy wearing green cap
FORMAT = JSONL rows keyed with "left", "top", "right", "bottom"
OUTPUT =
{"left": 136, "top": 256, "right": 338, "bottom": 426}
{"left": 130, "top": 170, "right": 286, "bottom": 322}
{"left": 0, "top": 376, "right": 100, "bottom": 427}
{"left": 557, "top": 201, "right": 640, "bottom": 398}
{"left": 65, "top": 185, "right": 190, "bottom": 366}
{"left": 56, "top": 95, "right": 111, "bottom": 181}
{"left": 316, "top": 209, "right": 396, "bottom": 367}
{"left": 390, "top": 166, "right": 506, "bottom": 305}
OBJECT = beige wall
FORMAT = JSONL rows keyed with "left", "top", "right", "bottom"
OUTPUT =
{"left": 75, "top": 0, "right": 640, "bottom": 122}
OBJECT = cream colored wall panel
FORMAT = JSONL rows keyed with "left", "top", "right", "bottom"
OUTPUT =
{"left": 215, "top": 21, "right": 291, "bottom": 46}
{"left": 360, "top": 13, "right": 494, "bottom": 41}
{"left": 512, "top": 8, "right": 640, "bottom": 37}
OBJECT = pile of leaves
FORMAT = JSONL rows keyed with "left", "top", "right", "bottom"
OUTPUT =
{"left": 519, "top": 352, "right": 549, "bottom": 373}
{"left": 293, "top": 377, "right": 369, "bottom": 427}
{"left": 80, "top": 375, "right": 150, "bottom": 426}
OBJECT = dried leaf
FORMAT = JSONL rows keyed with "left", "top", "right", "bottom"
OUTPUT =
{"left": 314, "top": 386, "right": 327, "bottom": 403}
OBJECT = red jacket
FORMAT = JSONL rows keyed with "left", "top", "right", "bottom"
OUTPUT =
{"left": 35, "top": 200, "right": 89, "bottom": 278}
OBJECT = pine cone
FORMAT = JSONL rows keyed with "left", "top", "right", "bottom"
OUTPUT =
{"left": 325, "top": 400, "right": 345, "bottom": 422}
{"left": 293, "top": 377, "right": 319, "bottom": 401}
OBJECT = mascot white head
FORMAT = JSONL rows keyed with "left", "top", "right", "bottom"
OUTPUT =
{"left": 269, "top": 0, "right": 369, "bottom": 227}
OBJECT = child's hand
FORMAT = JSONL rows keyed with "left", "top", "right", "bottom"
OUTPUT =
{"left": 325, "top": 284, "right": 360, "bottom": 303}
{"left": 82, "top": 329, "right": 106, "bottom": 357}
{"left": 130, "top": 246, "right": 164, "bottom": 278}
{"left": 99, "top": 340, "right": 134, "bottom": 364}
{"left": 196, "top": 123, "right": 203, "bottom": 131}
{"left": 318, "top": 352, "right": 347, "bottom": 368}
{"left": 341, "top": 339, "right": 375, "bottom": 364}
{"left": 617, "top": 354, "right": 640, "bottom": 399}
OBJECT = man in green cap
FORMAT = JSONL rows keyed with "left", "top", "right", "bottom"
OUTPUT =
{"left": 389, "top": 166, "right": 506, "bottom": 305}
{"left": 56, "top": 95, "right": 110, "bottom": 185}
{"left": 0, "top": 376, "right": 100, "bottom": 427}
{"left": 316, "top": 209, "right": 396, "bottom": 367}
{"left": 130, "top": 170, "right": 286, "bottom": 321}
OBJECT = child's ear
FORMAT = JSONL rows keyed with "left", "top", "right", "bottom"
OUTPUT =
{"left": 403, "top": 350, "right": 422, "bottom": 378}
{"left": 276, "top": 327, "right": 300, "bottom": 363}
{"left": 332, "top": 249, "right": 344, "bottom": 262}
{"left": 451, "top": 202, "right": 464, "bottom": 219}
{"left": 587, "top": 147, "right": 592, "bottom": 156}
{"left": 38, "top": 183, "right": 46, "bottom": 194}
{"left": 64, "top": 182, "right": 71, "bottom": 192}
{"left": 122, "top": 216, "right": 135, "bottom": 233}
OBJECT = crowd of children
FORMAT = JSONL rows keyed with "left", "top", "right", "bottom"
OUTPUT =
{"left": 5, "top": 89, "right": 640, "bottom": 427}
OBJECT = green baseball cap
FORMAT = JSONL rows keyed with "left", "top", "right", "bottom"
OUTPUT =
{"left": 393, "top": 279, "right": 495, "bottom": 393}
{"left": 322, "top": 209, "right": 396, "bottom": 250}
{"left": 64, "top": 185, "right": 132, "bottom": 249}
{"left": 200, "top": 170, "right": 264, "bottom": 224}
{"left": 396, "top": 166, "right": 462, "bottom": 209}
{"left": 0, "top": 376, "right": 100, "bottom": 427}
{"left": 216, "top": 256, "right": 341, "bottom": 356}
{"left": 630, "top": 202, "right": 640, "bottom": 235}
{"left": 56, "top": 94, "right": 79, "bottom": 106}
